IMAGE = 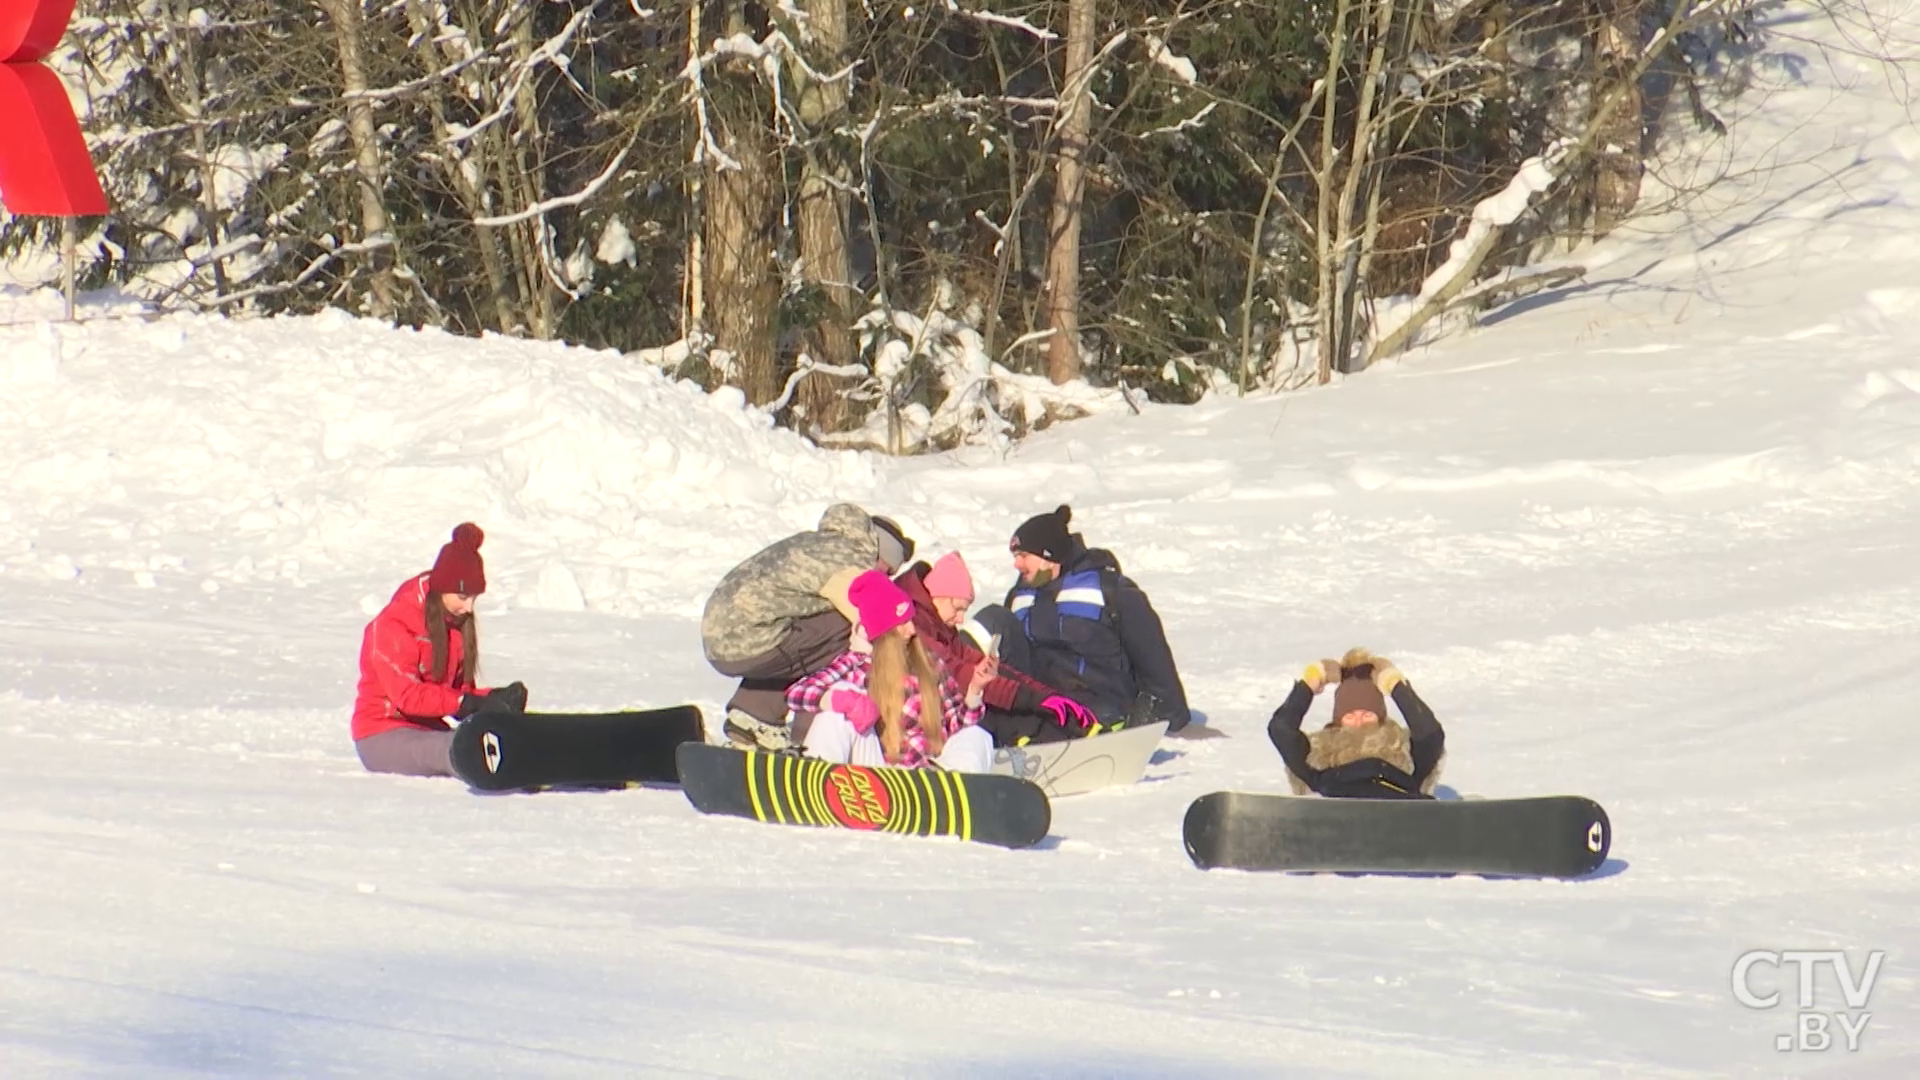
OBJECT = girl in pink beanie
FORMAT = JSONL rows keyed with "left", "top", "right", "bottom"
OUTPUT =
{"left": 784, "top": 570, "right": 994, "bottom": 770}
{"left": 921, "top": 551, "right": 975, "bottom": 625}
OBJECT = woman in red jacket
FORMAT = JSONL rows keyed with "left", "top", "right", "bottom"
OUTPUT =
{"left": 351, "top": 523, "right": 526, "bottom": 777}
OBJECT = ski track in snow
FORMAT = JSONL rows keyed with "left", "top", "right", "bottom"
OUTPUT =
{"left": 6, "top": 2, "right": 1920, "bottom": 1076}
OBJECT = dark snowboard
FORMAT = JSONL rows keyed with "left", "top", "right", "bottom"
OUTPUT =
{"left": 1182, "top": 792, "right": 1611, "bottom": 879}
{"left": 676, "top": 743, "right": 1052, "bottom": 850}
{"left": 450, "top": 705, "right": 706, "bottom": 792}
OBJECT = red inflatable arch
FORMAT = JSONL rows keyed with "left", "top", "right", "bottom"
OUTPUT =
{"left": 0, "top": 0, "right": 109, "bottom": 215}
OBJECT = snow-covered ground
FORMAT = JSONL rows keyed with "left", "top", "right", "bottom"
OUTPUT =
{"left": 4, "top": 3, "right": 1919, "bottom": 1076}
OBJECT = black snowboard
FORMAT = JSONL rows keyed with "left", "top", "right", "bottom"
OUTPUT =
{"left": 449, "top": 705, "right": 706, "bottom": 792}
{"left": 676, "top": 743, "right": 1052, "bottom": 849}
{"left": 1182, "top": 792, "right": 1611, "bottom": 879}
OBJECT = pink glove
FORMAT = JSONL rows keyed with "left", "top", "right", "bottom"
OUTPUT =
{"left": 829, "top": 688, "right": 880, "bottom": 735}
{"left": 1039, "top": 695, "right": 1097, "bottom": 729}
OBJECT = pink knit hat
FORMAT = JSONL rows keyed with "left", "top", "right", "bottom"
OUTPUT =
{"left": 922, "top": 551, "right": 975, "bottom": 605}
{"left": 848, "top": 569, "right": 914, "bottom": 640}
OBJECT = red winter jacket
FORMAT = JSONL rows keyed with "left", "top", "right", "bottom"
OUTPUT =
{"left": 351, "top": 574, "right": 478, "bottom": 740}
{"left": 895, "top": 563, "right": 1061, "bottom": 714}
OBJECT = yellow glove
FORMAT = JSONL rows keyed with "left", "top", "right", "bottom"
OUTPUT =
{"left": 1302, "top": 659, "right": 1342, "bottom": 693}
{"left": 1373, "top": 662, "right": 1404, "bottom": 696}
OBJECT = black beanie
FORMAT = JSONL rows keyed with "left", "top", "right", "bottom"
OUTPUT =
{"left": 1010, "top": 505, "right": 1073, "bottom": 562}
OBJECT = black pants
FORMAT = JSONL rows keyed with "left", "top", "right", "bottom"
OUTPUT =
{"left": 709, "top": 611, "right": 852, "bottom": 724}
{"left": 968, "top": 607, "right": 1079, "bottom": 747}
{"left": 977, "top": 707, "right": 1078, "bottom": 747}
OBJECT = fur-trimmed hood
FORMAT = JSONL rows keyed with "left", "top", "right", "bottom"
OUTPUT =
{"left": 1287, "top": 721, "right": 1415, "bottom": 795}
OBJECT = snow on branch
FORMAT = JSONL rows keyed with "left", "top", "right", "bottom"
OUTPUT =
{"left": 201, "top": 234, "right": 396, "bottom": 308}
{"left": 680, "top": 35, "right": 748, "bottom": 171}
{"left": 1367, "top": 140, "right": 1571, "bottom": 357}
{"left": 767, "top": 356, "right": 871, "bottom": 413}
{"left": 959, "top": 8, "right": 1058, "bottom": 42}
{"left": 767, "top": 0, "right": 813, "bottom": 42}
{"left": 472, "top": 126, "right": 644, "bottom": 226}
{"left": 341, "top": 43, "right": 505, "bottom": 105}
{"left": 443, "top": 2, "right": 601, "bottom": 145}
{"left": 836, "top": 300, "right": 1132, "bottom": 452}
{"left": 1143, "top": 34, "right": 1197, "bottom": 86}
{"left": 1144, "top": 101, "right": 1216, "bottom": 137}
{"left": 680, "top": 26, "right": 859, "bottom": 173}
{"left": 691, "top": 27, "right": 857, "bottom": 89}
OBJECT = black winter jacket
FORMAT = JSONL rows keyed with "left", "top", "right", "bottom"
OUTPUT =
{"left": 1267, "top": 680, "right": 1446, "bottom": 799}
{"left": 1005, "top": 540, "right": 1191, "bottom": 731}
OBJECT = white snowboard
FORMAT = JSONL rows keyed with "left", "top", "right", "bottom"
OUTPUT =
{"left": 989, "top": 722, "right": 1168, "bottom": 798}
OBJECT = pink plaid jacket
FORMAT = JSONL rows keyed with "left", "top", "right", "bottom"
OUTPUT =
{"left": 786, "top": 651, "right": 984, "bottom": 768}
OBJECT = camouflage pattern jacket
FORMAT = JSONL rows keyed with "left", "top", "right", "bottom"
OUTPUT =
{"left": 701, "top": 503, "right": 879, "bottom": 664}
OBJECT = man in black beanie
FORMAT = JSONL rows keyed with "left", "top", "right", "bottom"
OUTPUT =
{"left": 1003, "top": 505, "right": 1191, "bottom": 733}
{"left": 1009, "top": 508, "right": 1073, "bottom": 581}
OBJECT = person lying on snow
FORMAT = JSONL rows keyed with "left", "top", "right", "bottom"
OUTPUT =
{"left": 699, "top": 503, "right": 917, "bottom": 751}
{"left": 1267, "top": 648, "right": 1446, "bottom": 799}
{"left": 351, "top": 523, "right": 529, "bottom": 778}
{"left": 1002, "top": 505, "right": 1192, "bottom": 734}
{"left": 784, "top": 569, "right": 995, "bottom": 772}
{"left": 894, "top": 551, "right": 1099, "bottom": 746}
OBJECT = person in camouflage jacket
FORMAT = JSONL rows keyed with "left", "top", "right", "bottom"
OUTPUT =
{"left": 701, "top": 503, "right": 915, "bottom": 739}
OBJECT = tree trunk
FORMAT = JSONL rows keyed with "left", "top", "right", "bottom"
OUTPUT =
{"left": 504, "top": 6, "right": 556, "bottom": 338}
{"left": 791, "top": 0, "right": 856, "bottom": 431}
{"left": 1331, "top": 0, "right": 1398, "bottom": 373}
{"left": 1354, "top": 0, "right": 1412, "bottom": 301}
{"left": 405, "top": 0, "right": 514, "bottom": 335}
{"left": 1587, "top": 0, "right": 1646, "bottom": 240}
{"left": 486, "top": 122, "right": 541, "bottom": 332}
{"left": 684, "top": 0, "right": 707, "bottom": 343}
{"left": 1313, "top": 0, "right": 1353, "bottom": 384}
{"left": 172, "top": 0, "right": 227, "bottom": 297}
{"left": 316, "top": 0, "right": 399, "bottom": 319}
{"left": 705, "top": 18, "right": 780, "bottom": 405}
{"left": 1043, "top": 0, "right": 1097, "bottom": 385}
{"left": 706, "top": 119, "right": 779, "bottom": 404}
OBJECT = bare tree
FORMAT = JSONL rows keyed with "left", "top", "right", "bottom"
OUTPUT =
{"left": 315, "top": 0, "right": 400, "bottom": 318}
{"left": 1044, "top": 0, "right": 1097, "bottom": 385}
{"left": 498, "top": 4, "right": 558, "bottom": 338}
{"left": 703, "top": 7, "right": 781, "bottom": 404}
{"left": 1368, "top": 0, "right": 1749, "bottom": 364}
{"left": 166, "top": 0, "right": 230, "bottom": 297}
{"left": 17, "top": 0, "right": 1832, "bottom": 449}
{"left": 684, "top": 1, "right": 707, "bottom": 345}
{"left": 783, "top": 0, "right": 859, "bottom": 429}
{"left": 399, "top": 0, "right": 517, "bottom": 333}
{"left": 1581, "top": 0, "right": 1652, "bottom": 240}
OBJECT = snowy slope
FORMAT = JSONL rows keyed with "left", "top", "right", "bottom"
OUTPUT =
{"left": 4, "top": 2, "right": 1920, "bottom": 1076}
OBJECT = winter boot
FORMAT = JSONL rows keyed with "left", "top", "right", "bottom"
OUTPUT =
{"left": 724, "top": 709, "right": 793, "bottom": 752}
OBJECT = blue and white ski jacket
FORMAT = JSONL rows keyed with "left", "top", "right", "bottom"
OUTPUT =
{"left": 1004, "top": 541, "right": 1191, "bottom": 731}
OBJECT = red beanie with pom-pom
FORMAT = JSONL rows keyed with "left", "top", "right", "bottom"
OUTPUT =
{"left": 429, "top": 523, "right": 487, "bottom": 595}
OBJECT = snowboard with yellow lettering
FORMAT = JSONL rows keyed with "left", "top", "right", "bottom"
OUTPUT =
{"left": 675, "top": 743, "right": 1051, "bottom": 849}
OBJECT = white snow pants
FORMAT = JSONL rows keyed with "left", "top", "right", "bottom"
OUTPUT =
{"left": 802, "top": 713, "right": 995, "bottom": 773}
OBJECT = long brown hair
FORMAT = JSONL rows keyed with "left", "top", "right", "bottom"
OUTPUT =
{"left": 425, "top": 591, "right": 479, "bottom": 687}
{"left": 869, "top": 626, "right": 943, "bottom": 764}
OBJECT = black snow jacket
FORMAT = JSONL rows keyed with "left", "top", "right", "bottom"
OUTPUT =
{"left": 1267, "top": 679, "right": 1446, "bottom": 799}
{"left": 1004, "top": 538, "right": 1191, "bottom": 732}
